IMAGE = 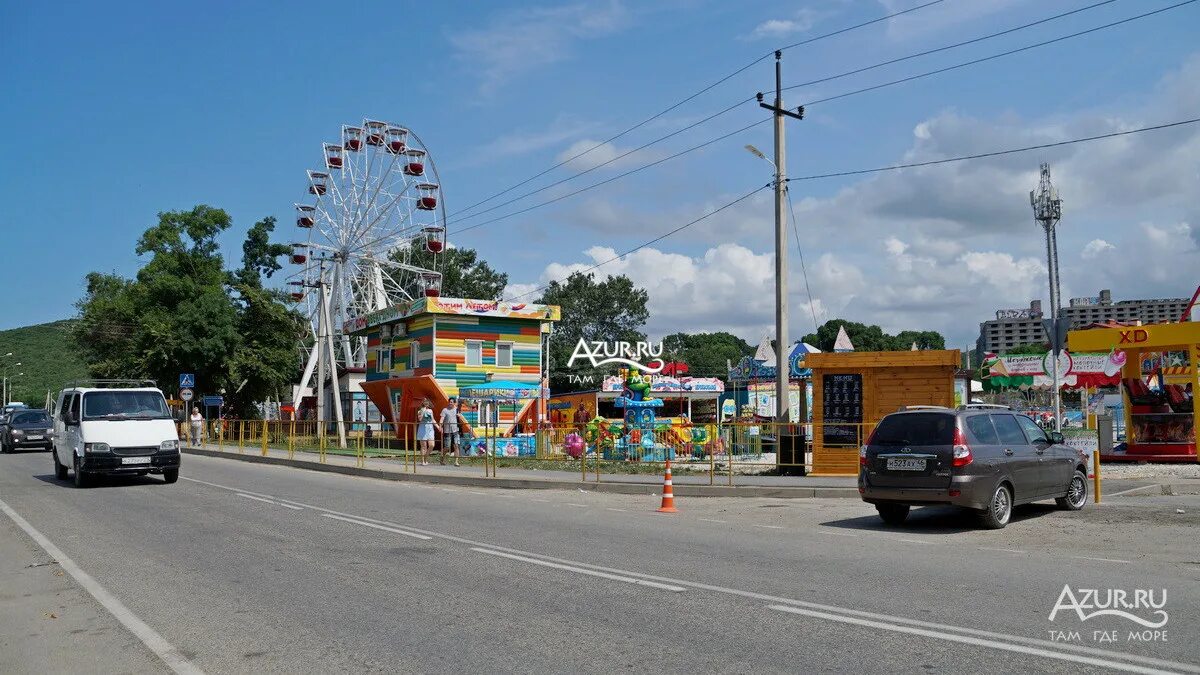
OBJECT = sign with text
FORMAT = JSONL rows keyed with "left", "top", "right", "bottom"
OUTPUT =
{"left": 822, "top": 374, "right": 863, "bottom": 446}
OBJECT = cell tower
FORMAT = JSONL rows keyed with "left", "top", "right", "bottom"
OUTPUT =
{"left": 1030, "top": 163, "right": 1064, "bottom": 430}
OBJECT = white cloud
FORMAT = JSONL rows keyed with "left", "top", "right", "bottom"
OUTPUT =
{"left": 555, "top": 139, "right": 663, "bottom": 171}
{"left": 448, "top": 1, "right": 629, "bottom": 96}
{"left": 1080, "top": 238, "right": 1116, "bottom": 259}
{"left": 878, "top": 0, "right": 1036, "bottom": 42}
{"left": 746, "top": 9, "right": 822, "bottom": 40}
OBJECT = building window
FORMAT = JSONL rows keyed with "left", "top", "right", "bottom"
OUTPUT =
{"left": 466, "top": 340, "right": 483, "bottom": 367}
{"left": 410, "top": 341, "right": 420, "bottom": 369}
{"left": 380, "top": 346, "right": 391, "bottom": 372}
{"left": 496, "top": 342, "right": 513, "bottom": 368}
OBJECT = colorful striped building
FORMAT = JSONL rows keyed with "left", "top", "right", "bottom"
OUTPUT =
{"left": 347, "top": 297, "right": 560, "bottom": 436}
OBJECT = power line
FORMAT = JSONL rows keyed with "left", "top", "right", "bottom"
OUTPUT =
{"left": 783, "top": 116, "right": 1200, "bottom": 183}
{"left": 509, "top": 116, "right": 1200, "bottom": 303}
{"left": 785, "top": 189, "right": 820, "bottom": 334}
{"left": 504, "top": 184, "right": 772, "bottom": 301}
{"left": 780, "top": 0, "right": 1119, "bottom": 93}
{"left": 448, "top": 0, "right": 946, "bottom": 220}
{"left": 448, "top": 1, "right": 1187, "bottom": 235}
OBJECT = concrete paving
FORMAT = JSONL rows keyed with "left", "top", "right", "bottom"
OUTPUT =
{"left": 2, "top": 448, "right": 1197, "bottom": 673}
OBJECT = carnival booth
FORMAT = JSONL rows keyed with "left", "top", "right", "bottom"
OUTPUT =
{"left": 726, "top": 341, "right": 820, "bottom": 422}
{"left": 1067, "top": 321, "right": 1199, "bottom": 462}
{"left": 806, "top": 350, "right": 961, "bottom": 476}
{"left": 458, "top": 380, "right": 540, "bottom": 457}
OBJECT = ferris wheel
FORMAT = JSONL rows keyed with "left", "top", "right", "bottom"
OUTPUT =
{"left": 287, "top": 118, "right": 447, "bottom": 373}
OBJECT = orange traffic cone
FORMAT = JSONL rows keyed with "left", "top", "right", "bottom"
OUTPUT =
{"left": 657, "top": 458, "right": 678, "bottom": 513}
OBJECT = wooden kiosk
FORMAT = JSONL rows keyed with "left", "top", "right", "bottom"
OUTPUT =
{"left": 1067, "top": 321, "right": 1199, "bottom": 461}
{"left": 806, "top": 350, "right": 961, "bottom": 475}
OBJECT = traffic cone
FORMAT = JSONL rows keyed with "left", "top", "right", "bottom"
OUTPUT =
{"left": 657, "top": 459, "right": 678, "bottom": 513}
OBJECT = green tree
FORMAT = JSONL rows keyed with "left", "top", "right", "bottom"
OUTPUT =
{"left": 1005, "top": 342, "right": 1049, "bottom": 355}
{"left": 661, "top": 331, "right": 752, "bottom": 378}
{"left": 72, "top": 206, "right": 304, "bottom": 418}
{"left": 402, "top": 245, "right": 508, "bottom": 300}
{"left": 801, "top": 319, "right": 947, "bottom": 352}
{"left": 538, "top": 272, "right": 649, "bottom": 392}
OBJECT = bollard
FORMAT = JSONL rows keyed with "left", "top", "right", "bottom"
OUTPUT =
{"left": 238, "top": 420, "right": 245, "bottom": 452}
{"left": 261, "top": 419, "right": 268, "bottom": 457}
{"left": 1093, "top": 449, "right": 1102, "bottom": 504}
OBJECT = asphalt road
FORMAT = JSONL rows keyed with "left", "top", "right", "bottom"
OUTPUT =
{"left": 1, "top": 449, "right": 1198, "bottom": 674}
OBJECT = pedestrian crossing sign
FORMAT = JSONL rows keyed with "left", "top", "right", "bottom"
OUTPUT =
{"left": 179, "top": 373, "right": 195, "bottom": 388}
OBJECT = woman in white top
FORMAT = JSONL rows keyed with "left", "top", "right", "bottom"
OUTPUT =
{"left": 189, "top": 407, "right": 203, "bottom": 446}
{"left": 415, "top": 398, "right": 439, "bottom": 466}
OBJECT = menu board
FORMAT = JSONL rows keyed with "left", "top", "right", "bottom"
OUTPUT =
{"left": 822, "top": 374, "right": 863, "bottom": 446}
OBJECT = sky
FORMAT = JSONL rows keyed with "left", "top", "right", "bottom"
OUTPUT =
{"left": 2, "top": 0, "right": 1199, "bottom": 350}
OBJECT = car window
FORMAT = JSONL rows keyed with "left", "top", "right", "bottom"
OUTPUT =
{"left": 870, "top": 413, "right": 955, "bottom": 446}
{"left": 1016, "top": 415, "right": 1049, "bottom": 444}
{"left": 12, "top": 411, "right": 50, "bottom": 424}
{"left": 965, "top": 415, "right": 1000, "bottom": 445}
{"left": 991, "top": 414, "right": 1028, "bottom": 446}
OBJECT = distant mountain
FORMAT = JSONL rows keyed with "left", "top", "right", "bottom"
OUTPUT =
{"left": 0, "top": 320, "right": 88, "bottom": 407}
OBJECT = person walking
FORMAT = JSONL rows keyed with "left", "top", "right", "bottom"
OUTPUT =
{"left": 416, "top": 398, "right": 439, "bottom": 466}
{"left": 439, "top": 396, "right": 461, "bottom": 466}
{"left": 189, "top": 407, "right": 203, "bottom": 446}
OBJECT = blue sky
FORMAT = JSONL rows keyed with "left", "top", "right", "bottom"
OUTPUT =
{"left": 3, "top": 0, "right": 1198, "bottom": 347}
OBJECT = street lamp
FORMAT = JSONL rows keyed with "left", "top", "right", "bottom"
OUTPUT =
{"left": 5, "top": 372, "right": 24, "bottom": 405}
{"left": 2, "top": 361, "right": 21, "bottom": 405}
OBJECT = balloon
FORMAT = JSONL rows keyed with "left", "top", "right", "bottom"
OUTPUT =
{"left": 564, "top": 433, "right": 585, "bottom": 459}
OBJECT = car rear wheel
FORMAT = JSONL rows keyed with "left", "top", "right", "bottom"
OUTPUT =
{"left": 1056, "top": 470, "right": 1088, "bottom": 511}
{"left": 979, "top": 483, "right": 1012, "bottom": 529}
{"left": 163, "top": 468, "right": 179, "bottom": 484}
{"left": 53, "top": 450, "right": 68, "bottom": 479}
{"left": 876, "top": 504, "right": 910, "bottom": 525}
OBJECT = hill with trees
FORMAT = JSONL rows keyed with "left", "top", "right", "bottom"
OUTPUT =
{"left": 0, "top": 320, "right": 89, "bottom": 406}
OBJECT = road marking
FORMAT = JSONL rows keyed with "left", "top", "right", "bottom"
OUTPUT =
{"left": 980, "top": 547, "right": 1025, "bottom": 554}
{"left": 467, "top": 491, "right": 486, "bottom": 496}
{"left": 565, "top": 503, "right": 588, "bottom": 508}
{"left": 472, "top": 548, "right": 685, "bottom": 592}
{"left": 321, "top": 514, "right": 432, "bottom": 540}
{"left": 237, "top": 493, "right": 302, "bottom": 510}
{"left": 895, "top": 538, "right": 934, "bottom": 545}
{"left": 0, "top": 497, "right": 205, "bottom": 675}
{"left": 753, "top": 524, "right": 784, "bottom": 529}
{"left": 698, "top": 518, "right": 727, "bottom": 524}
{"left": 817, "top": 531, "right": 859, "bottom": 537}
{"left": 1072, "top": 556, "right": 1133, "bottom": 564}
{"left": 605, "top": 508, "right": 627, "bottom": 512}
{"left": 768, "top": 604, "right": 1175, "bottom": 675}
{"left": 442, "top": 488, "right": 459, "bottom": 493}
{"left": 533, "top": 498, "right": 550, "bottom": 503}
{"left": 1106, "top": 485, "right": 1158, "bottom": 498}
{"left": 181, "top": 470, "right": 1198, "bottom": 674}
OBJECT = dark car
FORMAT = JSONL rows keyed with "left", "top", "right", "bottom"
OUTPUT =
{"left": 1, "top": 408, "right": 54, "bottom": 453}
{"left": 858, "top": 405, "right": 1089, "bottom": 529}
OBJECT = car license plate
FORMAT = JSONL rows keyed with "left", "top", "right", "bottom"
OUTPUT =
{"left": 26, "top": 435, "right": 43, "bottom": 441}
{"left": 121, "top": 457, "right": 152, "bottom": 465}
{"left": 886, "top": 457, "right": 926, "bottom": 471}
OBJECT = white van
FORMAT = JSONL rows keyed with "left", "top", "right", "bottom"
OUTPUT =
{"left": 51, "top": 380, "right": 181, "bottom": 487}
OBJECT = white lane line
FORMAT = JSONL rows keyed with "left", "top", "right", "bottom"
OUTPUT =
{"left": 768, "top": 605, "right": 1168, "bottom": 675}
{"left": 605, "top": 508, "right": 627, "bottom": 512}
{"left": 472, "top": 548, "right": 685, "bottom": 593}
{"left": 442, "top": 488, "right": 459, "bottom": 493}
{"left": 817, "top": 531, "right": 859, "bottom": 537}
{"left": 181, "top": 473, "right": 1199, "bottom": 675}
{"left": 698, "top": 518, "right": 727, "bottom": 524}
{"left": 467, "top": 491, "right": 486, "bottom": 496}
{"left": 753, "top": 524, "right": 784, "bottom": 530}
{"left": 321, "top": 514, "right": 432, "bottom": 540}
{"left": 533, "top": 498, "right": 550, "bottom": 503}
{"left": 895, "top": 538, "right": 934, "bottom": 545}
{"left": 565, "top": 503, "right": 588, "bottom": 508}
{"left": 0, "top": 497, "right": 204, "bottom": 675}
{"left": 236, "top": 493, "right": 302, "bottom": 510}
{"left": 980, "top": 547, "right": 1025, "bottom": 554}
{"left": 1106, "top": 485, "right": 1157, "bottom": 498}
{"left": 1072, "top": 556, "right": 1133, "bottom": 564}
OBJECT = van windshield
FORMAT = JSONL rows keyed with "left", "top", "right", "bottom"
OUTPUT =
{"left": 82, "top": 391, "right": 171, "bottom": 421}
{"left": 872, "top": 413, "right": 955, "bottom": 446}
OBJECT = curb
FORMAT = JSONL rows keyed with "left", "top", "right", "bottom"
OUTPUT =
{"left": 183, "top": 447, "right": 860, "bottom": 499}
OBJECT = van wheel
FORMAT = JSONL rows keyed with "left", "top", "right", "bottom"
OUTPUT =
{"left": 1056, "top": 470, "right": 1088, "bottom": 511}
{"left": 73, "top": 456, "right": 91, "bottom": 489}
{"left": 979, "top": 483, "right": 1012, "bottom": 529}
{"left": 163, "top": 468, "right": 179, "bottom": 484}
{"left": 53, "top": 451, "right": 69, "bottom": 480}
{"left": 876, "top": 504, "right": 910, "bottom": 525}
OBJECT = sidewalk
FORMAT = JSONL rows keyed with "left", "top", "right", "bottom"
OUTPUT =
{"left": 184, "top": 442, "right": 861, "bottom": 498}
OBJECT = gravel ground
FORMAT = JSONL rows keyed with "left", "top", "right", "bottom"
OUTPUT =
{"left": 1099, "top": 462, "right": 1200, "bottom": 479}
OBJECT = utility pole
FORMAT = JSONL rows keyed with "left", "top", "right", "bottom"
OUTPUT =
{"left": 1031, "top": 163, "right": 1065, "bottom": 432}
{"left": 756, "top": 51, "right": 804, "bottom": 427}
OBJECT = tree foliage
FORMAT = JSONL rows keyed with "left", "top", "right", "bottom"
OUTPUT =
{"left": 801, "top": 320, "right": 946, "bottom": 352}
{"left": 402, "top": 245, "right": 508, "bottom": 300}
{"left": 661, "top": 331, "right": 752, "bottom": 378}
{"left": 538, "top": 272, "right": 649, "bottom": 392}
{"left": 72, "top": 206, "right": 305, "bottom": 417}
